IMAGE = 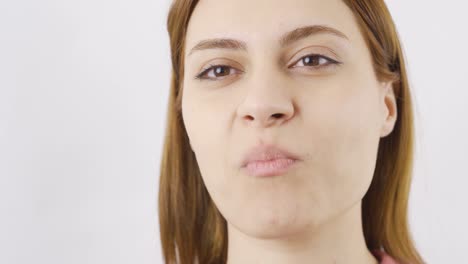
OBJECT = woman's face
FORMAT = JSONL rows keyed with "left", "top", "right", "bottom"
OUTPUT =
{"left": 182, "top": 0, "right": 397, "bottom": 238}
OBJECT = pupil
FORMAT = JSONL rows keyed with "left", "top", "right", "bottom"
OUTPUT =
{"left": 215, "top": 66, "right": 228, "bottom": 76}
{"left": 305, "top": 56, "right": 320, "bottom": 66}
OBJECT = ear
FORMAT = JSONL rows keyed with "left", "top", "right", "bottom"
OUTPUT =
{"left": 380, "top": 81, "right": 398, "bottom": 138}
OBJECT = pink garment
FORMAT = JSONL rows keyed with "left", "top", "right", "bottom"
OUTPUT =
{"left": 372, "top": 249, "right": 402, "bottom": 264}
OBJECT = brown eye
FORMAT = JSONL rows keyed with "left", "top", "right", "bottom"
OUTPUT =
{"left": 303, "top": 56, "right": 322, "bottom": 66}
{"left": 212, "top": 66, "right": 230, "bottom": 77}
{"left": 195, "top": 64, "right": 242, "bottom": 81}
{"left": 292, "top": 54, "right": 340, "bottom": 68}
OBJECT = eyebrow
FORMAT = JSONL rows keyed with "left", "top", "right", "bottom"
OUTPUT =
{"left": 187, "top": 25, "right": 349, "bottom": 57}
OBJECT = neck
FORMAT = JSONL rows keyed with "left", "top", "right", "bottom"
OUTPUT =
{"left": 226, "top": 201, "right": 379, "bottom": 264}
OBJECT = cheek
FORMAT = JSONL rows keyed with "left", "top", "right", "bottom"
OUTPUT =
{"left": 304, "top": 78, "right": 381, "bottom": 205}
{"left": 182, "top": 86, "right": 230, "bottom": 149}
{"left": 181, "top": 74, "right": 382, "bottom": 231}
{"left": 181, "top": 88, "right": 234, "bottom": 193}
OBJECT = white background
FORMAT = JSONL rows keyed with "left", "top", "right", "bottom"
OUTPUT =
{"left": 0, "top": 0, "right": 466, "bottom": 263}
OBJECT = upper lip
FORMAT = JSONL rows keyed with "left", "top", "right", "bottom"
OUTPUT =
{"left": 241, "top": 144, "right": 301, "bottom": 168}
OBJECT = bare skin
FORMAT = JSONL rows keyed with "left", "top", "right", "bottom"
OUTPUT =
{"left": 181, "top": 0, "right": 397, "bottom": 263}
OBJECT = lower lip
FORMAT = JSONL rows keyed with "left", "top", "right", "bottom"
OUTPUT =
{"left": 244, "top": 158, "right": 299, "bottom": 177}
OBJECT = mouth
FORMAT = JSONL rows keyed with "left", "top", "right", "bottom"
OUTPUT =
{"left": 243, "top": 157, "right": 300, "bottom": 177}
{"left": 240, "top": 144, "right": 302, "bottom": 177}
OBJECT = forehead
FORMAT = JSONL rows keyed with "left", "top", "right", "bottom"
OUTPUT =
{"left": 185, "top": 0, "right": 361, "bottom": 51}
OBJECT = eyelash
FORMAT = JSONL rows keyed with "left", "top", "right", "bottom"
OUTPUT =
{"left": 194, "top": 54, "right": 342, "bottom": 81}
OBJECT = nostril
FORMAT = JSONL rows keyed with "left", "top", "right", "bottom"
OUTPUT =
{"left": 244, "top": 115, "right": 254, "bottom": 121}
{"left": 272, "top": 113, "right": 284, "bottom": 119}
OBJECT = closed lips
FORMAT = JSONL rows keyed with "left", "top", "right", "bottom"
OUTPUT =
{"left": 241, "top": 144, "right": 301, "bottom": 168}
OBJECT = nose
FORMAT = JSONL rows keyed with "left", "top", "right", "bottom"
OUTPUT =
{"left": 236, "top": 72, "right": 295, "bottom": 128}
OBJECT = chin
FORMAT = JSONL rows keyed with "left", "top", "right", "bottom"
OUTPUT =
{"left": 235, "top": 211, "right": 317, "bottom": 240}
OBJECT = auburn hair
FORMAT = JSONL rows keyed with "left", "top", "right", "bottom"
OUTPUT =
{"left": 159, "top": 1, "right": 425, "bottom": 263}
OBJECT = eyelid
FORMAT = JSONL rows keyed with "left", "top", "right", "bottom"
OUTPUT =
{"left": 194, "top": 57, "right": 245, "bottom": 80}
{"left": 195, "top": 64, "right": 243, "bottom": 81}
{"left": 286, "top": 45, "right": 341, "bottom": 64}
{"left": 194, "top": 49, "right": 342, "bottom": 81}
{"left": 288, "top": 53, "right": 342, "bottom": 69}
